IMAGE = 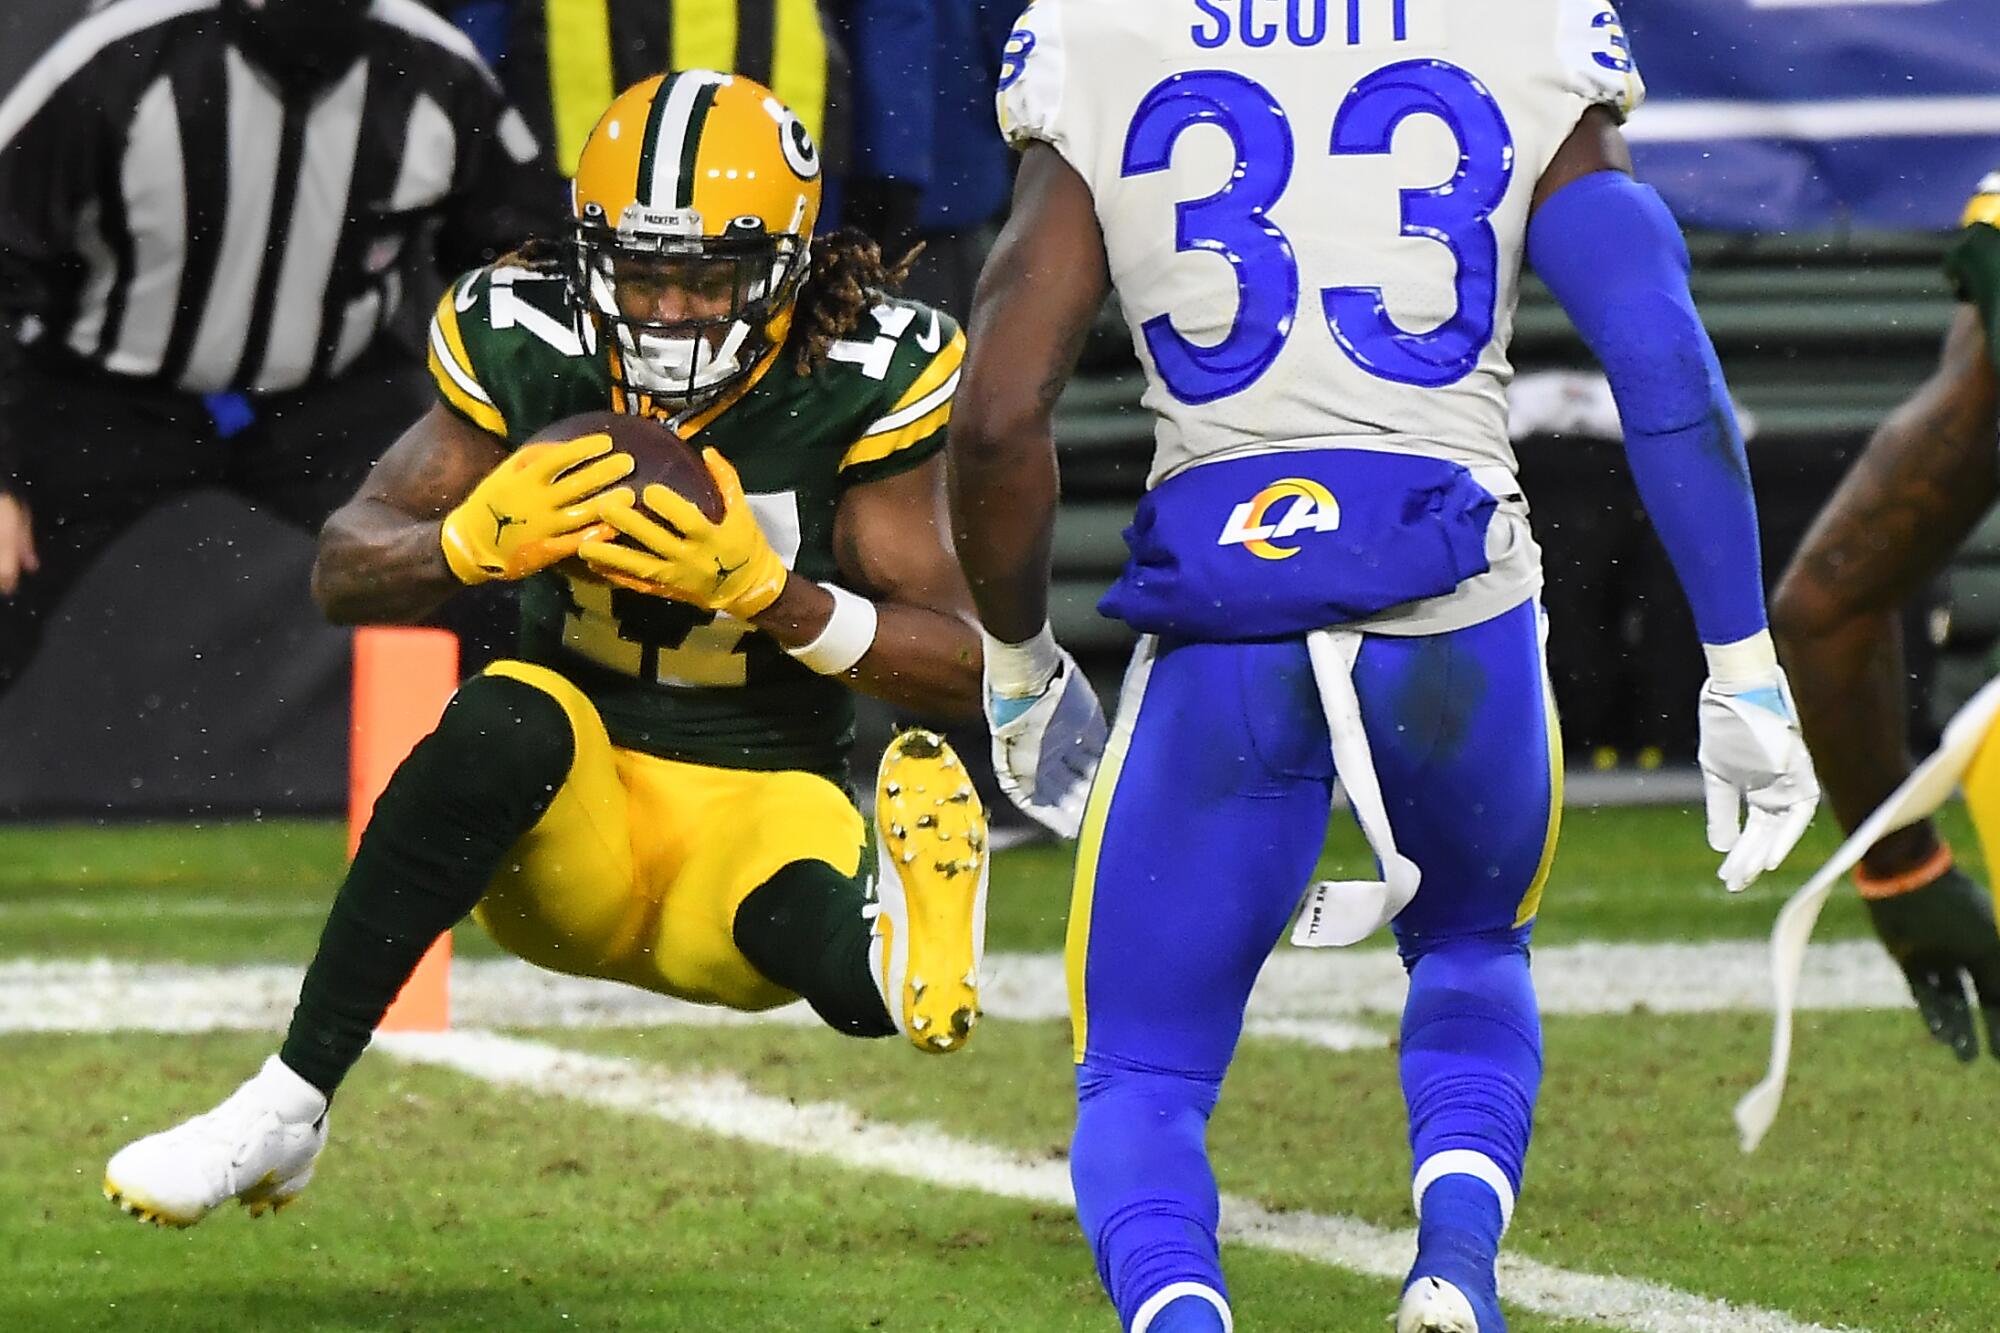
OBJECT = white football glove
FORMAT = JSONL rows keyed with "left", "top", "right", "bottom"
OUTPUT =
{"left": 983, "top": 627, "right": 1108, "bottom": 839}
{"left": 1697, "top": 664, "right": 1819, "bottom": 893}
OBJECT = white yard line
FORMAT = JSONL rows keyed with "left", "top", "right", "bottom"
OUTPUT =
{"left": 376, "top": 1028, "right": 1864, "bottom": 1333}
{"left": 8, "top": 947, "right": 1878, "bottom": 1329}
{"left": 0, "top": 940, "right": 1911, "bottom": 1039}
{"left": 0, "top": 897, "right": 323, "bottom": 921}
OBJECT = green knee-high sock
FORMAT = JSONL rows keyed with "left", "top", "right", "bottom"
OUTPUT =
{"left": 733, "top": 859, "right": 896, "bottom": 1038}
{"left": 280, "top": 675, "right": 574, "bottom": 1096}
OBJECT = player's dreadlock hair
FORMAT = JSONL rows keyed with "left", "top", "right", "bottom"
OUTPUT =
{"left": 495, "top": 236, "right": 568, "bottom": 272}
{"left": 792, "top": 228, "right": 923, "bottom": 375}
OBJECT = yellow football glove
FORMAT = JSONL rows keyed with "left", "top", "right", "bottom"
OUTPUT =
{"left": 580, "top": 448, "right": 788, "bottom": 619}
{"left": 439, "top": 434, "right": 633, "bottom": 584}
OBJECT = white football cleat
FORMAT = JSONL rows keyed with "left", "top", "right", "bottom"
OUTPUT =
{"left": 104, "top": 1055, "right": 329, "bottom": 1228}
{"left": 869, "top": 729, "right": 989, "bottom": 1054}
{"left": 1397, "top": 1277, "right": 1482, "bottom": 1333}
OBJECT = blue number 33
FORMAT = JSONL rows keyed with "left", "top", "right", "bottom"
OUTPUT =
{"left": 1120, "top": 61, "right": 1515, "bottom": 402}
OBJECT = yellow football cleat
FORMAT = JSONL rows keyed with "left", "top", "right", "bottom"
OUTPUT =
{"left": 870, "top": 729, "right": 989, "bottom": 1054}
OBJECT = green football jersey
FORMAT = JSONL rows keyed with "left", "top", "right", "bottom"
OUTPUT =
{"left": 1945, "top": 171, "right": 2000, "bottom": 373}
{"left": 427, "top": 260, "right": 965, "bottom": 776}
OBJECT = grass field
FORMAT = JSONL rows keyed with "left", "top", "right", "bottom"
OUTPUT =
{"left": 4, "top": 803, "right": 1998, "bottom": 1332}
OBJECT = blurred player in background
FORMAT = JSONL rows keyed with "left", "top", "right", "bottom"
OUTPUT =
{"left": 1773, "top": 173, "right": 2000, "bottom": 1061}
{"left": 0, "top": 0, "right": 557, "bottom": 678}
{"left": 103, "top": 71, "right": 990, "bottom": 1227}
{"left": 950, "top": 3, "right": 1818, "bottom": 1330}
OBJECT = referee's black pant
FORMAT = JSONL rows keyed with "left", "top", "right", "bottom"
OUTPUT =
{"left": 0, "top": 340, "right": 513, "bottom": 696}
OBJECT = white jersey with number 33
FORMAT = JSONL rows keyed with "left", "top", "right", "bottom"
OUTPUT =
{"left": 999, "top": 0, "right": 1642, "bottom": 487}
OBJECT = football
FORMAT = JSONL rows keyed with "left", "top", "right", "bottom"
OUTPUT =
{"left": 528, "top": 409, "right": 725, "bottom": 523}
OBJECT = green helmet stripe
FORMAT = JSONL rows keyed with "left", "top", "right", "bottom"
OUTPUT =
{"left": 635, "top": 72, "right": 682, "bottom": 209}
{"left": 675, "top": 81, "right": 722, "bottom": 209}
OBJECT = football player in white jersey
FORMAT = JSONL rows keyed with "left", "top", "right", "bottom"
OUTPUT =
{"left": 949, "top": 3, "right": 1819, "bottom": 1331}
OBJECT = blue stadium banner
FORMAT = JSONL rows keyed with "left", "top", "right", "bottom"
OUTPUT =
{"left": 1622, "top": 0, "right": 1999, "bottom": 232}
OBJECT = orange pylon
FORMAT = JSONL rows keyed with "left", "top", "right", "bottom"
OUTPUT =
{"left": 348, "top": 626, "right": 459, "bottom": 1032}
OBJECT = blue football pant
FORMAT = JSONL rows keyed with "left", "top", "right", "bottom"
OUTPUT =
{"left": 1066, "top": 600, "right": 1555, "bottom": 1327}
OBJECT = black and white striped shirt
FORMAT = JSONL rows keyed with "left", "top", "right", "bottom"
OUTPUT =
{"left": 0, "top": 0, "right": 561, "bottom": 399}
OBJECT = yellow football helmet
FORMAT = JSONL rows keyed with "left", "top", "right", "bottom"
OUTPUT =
{"left": 569, "top": 71, "right": 824, "bottom": 405}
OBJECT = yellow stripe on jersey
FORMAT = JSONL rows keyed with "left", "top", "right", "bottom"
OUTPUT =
{"left": 670, "top": 0, "right": 737, "bottom": 87}
{"left": 428, "top": 287, "right": 507, "bottom": 436}
{"left": 1964, "top": 192, "right": 2000, "bottom": 229}
{"left": 888, "top": 327, "right": 966, "bottom": 414}
{"left": 545, "top": 0, "right": 616, "bottom": 176}
{"left": 840, "top": 399, "right": 952, "bottom": 472}
{"left": 772, "top": 0, "right": 829, "bottom": 148}
{"left": 839, "top": 330, "right": 966, "bottom": 472}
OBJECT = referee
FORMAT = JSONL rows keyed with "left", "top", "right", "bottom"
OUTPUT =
{"left": 0, "top": 0, "right": 563, "bottom": 692}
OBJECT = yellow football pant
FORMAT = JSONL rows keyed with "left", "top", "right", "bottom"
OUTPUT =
{"left": 1963, "top": 729, "right": 2000, "bottom": 916}
{"left": 470, "top": 661, "right": 866, "bottom": 1010}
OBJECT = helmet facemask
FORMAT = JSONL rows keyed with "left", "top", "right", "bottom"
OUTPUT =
{"left": 569, "top": 203, "right": 810, "bottom": 409}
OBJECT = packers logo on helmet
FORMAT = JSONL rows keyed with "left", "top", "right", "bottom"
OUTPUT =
{"left": 569, "top": 71, "right": 824, "bottom": 406}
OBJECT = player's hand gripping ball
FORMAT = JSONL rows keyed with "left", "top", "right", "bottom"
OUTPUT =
{"left": 579, "top": 423, "right": 788, "bottom": 619}
{"left": 540, "top": 410, "right": 726, "bottom": 524}
{"left": 438, "top": 420, "right": 637, "bottom": 585}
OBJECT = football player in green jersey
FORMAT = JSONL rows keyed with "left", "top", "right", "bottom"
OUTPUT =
{"left": 102, "top": 71, "right": 994, "bottom": 1228}
{"left": 1773, "top": 174, "right": 2000, "bottom": 1060}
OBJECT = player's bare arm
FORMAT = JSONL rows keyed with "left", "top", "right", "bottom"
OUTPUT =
{"left": 311, "top": 404, "right": 508, "bottom": 624}
{"left": 1531, "top": 105, "right": 1632, "bottom": 212}
{"left": 317, "top": 403, "right": 631, "bottom": 625}
{"left": 949, "top": 143, "right": 1109, "bottom": 643}
{"left": 1772, "top": 306, "right": 2000, "bottom": 873}
{"left": 773, "top": 451, "right": 983, "bottom": 720}
{"left": 0, "top": 490, "right": 37, "bottom": 597}
{"left": 946, "top": 142, "right": 1113, "bottom": 837}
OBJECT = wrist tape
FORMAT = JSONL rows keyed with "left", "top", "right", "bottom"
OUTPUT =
{"left": 786, "top": 583, "right": 878, "bottom": 675}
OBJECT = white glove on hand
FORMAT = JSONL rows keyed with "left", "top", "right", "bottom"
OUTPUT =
{"left": 984, "top": 626, "right": 1108, "bottom": 839}
{"left": 1697, "top": 660, "right": 1819, "bottom": 892}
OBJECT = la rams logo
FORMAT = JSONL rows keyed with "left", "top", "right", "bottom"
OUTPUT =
{"left": 1217, "top": 478, "right": 1340, "bottom": 561}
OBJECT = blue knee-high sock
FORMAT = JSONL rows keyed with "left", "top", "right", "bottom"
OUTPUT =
{"left": 1398, "top": 939, "right": 1542, "bottom": 1326}
{"left": 1072, "top": 1057, "right": 1232, "bottom": 1331}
